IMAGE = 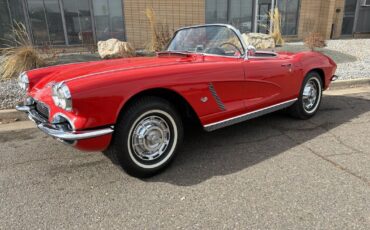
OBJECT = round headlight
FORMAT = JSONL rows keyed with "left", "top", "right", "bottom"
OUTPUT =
{"left": 52, "top": 82, "right": 72, "bottom": 111}
{"left": 18, "top": 72, "right": 29, "bottom": 91}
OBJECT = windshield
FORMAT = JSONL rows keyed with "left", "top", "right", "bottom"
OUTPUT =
{"left": 167, "top": 25, "right": 245, "bottom": 57}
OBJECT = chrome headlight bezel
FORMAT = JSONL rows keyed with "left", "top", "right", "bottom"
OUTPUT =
{"left": 18, "top": 72, "right": 29, "bottom": 91}
{"left": 52, "top": 82, "right": 73, "bottom": 111}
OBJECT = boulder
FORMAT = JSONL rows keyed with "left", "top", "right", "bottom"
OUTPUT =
{"left": 241, "top": 33, "right": 275, "bottom": 49}
{"left": 97, "top": 39, "right": 135, "bottom": 59}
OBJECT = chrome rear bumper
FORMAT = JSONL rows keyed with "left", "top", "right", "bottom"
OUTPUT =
{"left": 16, "top": 104, "right": 114, "bottom": 141}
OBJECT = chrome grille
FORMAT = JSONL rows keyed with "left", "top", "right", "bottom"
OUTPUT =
{"left": 35, "top": 101, "right": 49, "bottom": 119}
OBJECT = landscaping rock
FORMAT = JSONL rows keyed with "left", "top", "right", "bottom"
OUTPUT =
{"left": 326, "top": 39, "right": 370, "bottom": 81}
{"left": 0, "top": 79, "right": 25, "bottom": 110}
{"left": 98, "top": 39, "right": 135, "bottom": 59}
{"left": 242, "top": 33, "right": 275, "bottom": 49}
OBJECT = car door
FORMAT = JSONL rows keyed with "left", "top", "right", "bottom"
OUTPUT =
{"left": 197, "top": 56, "right": 247, "bottom": 125}
{"left": 242, "top": 56, "right": 294, "bottom": 111}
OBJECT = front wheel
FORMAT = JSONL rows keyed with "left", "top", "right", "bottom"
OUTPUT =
{"left": 288, "top": 71, "right": 323, "bottom": 119}
{"left": 112, "top": 96, "right": 183, "bottom": 178}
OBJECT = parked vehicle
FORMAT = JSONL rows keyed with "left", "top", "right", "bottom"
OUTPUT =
{"left": 16, "top": 24, "right": 337, "bottom": 177}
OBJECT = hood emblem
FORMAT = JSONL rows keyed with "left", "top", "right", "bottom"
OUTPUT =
{"left": 200, "top": 97, "right": 208, "bottom": 103}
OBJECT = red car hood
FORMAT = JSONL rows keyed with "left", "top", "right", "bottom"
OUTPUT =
{"left": 32, "top": 54, "right": 203, "bottom": 90}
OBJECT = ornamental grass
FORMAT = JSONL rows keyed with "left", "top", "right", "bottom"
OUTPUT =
{"left": 304, "top": 32, "right": 327, "bottom": 51}
{"left": 145, "top": 8, "right": 172, "bottom": 52}
{"left": 269, "top": 7, "right": 284, "bottom": 47}
{"left": 0, "top": 22, "right": 54, "bottom": 80}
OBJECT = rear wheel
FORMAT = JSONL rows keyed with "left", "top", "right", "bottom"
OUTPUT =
{"left": 112, "top": 96, "right": 183, "bottom": 178}
{"left": 288, "top": 71, "right": 323, "bottom": 119}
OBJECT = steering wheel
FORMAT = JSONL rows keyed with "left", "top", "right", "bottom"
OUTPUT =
{"left": 219, "top": 42, "right": 243, "bottom": 56}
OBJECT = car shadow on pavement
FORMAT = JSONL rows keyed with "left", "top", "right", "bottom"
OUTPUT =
{"left": 104, "top": 93, "right": 370, "bottom": 186}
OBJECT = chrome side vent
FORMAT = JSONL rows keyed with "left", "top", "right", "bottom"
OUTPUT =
{"left": 208, "top": 83, "right": 226, "bottom": 111}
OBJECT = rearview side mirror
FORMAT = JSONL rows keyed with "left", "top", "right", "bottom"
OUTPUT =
{"left": 247, "top": 45, "right": 256, "bottom": 57}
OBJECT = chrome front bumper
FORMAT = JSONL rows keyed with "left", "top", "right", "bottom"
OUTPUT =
{"left": 16, "top": 104, "right": 114, "bottom": 141}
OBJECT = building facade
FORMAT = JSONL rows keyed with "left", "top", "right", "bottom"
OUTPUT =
{"left": 1, "top": 0, "right": 370, "bottom": 49}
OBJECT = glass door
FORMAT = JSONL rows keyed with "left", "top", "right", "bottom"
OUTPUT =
{"left": 44, "top": 0, "right": 65, "bottom": 45}
{"left": 255, "top": 0, "right": 273, "bottom": 34}
{"left": 228, "top": 0, "right": 253, "bottom": 33}
{"left": 341, "top": 0, "right": 357, "bottom": 35}
{"left": 27, "top": 0, "right": 50, "bottom": 45}
{"left": 92, "top": 0, "right": 125, "bottom": 41}
{"left": 205, "top": 0, "right": 253, "bottom": 33}
{"left": 27, "top": 0, "right": 65, "bottom": 45}
{"left": 0, "top": 0, "right": 11, "bottom": 46}
{"left": 62, "top": 0, "right": 94, "bottom": 45}
{"left": 355, "top": 1, "right": 370, "bottom": 33}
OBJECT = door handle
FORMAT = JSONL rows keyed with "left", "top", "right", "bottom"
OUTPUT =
{"left": 281, "top": 63, "right": 292, "bottom": 67}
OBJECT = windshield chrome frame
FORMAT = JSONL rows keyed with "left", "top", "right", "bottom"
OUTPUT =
{"left": 166, "top": 24, "right": 249, "bottom": 60}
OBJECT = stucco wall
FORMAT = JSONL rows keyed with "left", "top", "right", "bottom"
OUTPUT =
{"left": 332, "top": 0, "right": 345, "bottom": 38}
{"left": 297, "top": 0, "right": 338, "bottom": 39}
{"left": 123, "top": 0, "right": 205, "bottom": 48}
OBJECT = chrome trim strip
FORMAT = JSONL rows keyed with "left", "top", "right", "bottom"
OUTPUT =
{"left": 16, "top": 105, "right": 31, "bottom": 112}
{"left": 208, "top": 83, "right": 226, "bottom": 111}
{"left": 37, "top": 124, "right": 114, "bottom": 141}
{"left": 331, "top": 75, "right": 339, "bottom": 81}
{"left": 16, "top": 105, "right": 48, "bottom": 124}
{"left": 16, "top": 104, "right": 114, "bottom": 141}
{"left": 248, "top": 51, "right": 279, "bottom": 59}
{"left": 52, "top": 112, "right": 76, "bottom": 131}
{"left": 203, "top": 98, "right": 298, "bottom": 132}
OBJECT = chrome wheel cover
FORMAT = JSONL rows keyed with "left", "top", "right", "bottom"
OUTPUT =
{"left": 302, "top": 78, "right": 321, "bottom": 113}
{"left": 131, "top": 115, "right": 171, "bottom": 161}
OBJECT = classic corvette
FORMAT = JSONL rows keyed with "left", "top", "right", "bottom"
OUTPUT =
{"left": 16, "top": 24, "right": 337, "bottom": 177}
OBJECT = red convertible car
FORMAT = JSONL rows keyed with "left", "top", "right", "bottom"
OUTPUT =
{"left": 17, "top": 24, "right": 337, "bottom": 177}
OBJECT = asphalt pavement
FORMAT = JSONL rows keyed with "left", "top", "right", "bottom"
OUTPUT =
{"left": 1, "top": 87, "right": 370, "bottom": 229}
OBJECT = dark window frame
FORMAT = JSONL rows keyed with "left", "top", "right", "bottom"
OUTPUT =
{"left": 4, "top": 0, "right": 126, "bottom": 46}
{"left": 205, "top": 0, "right": 301, "bottom": 36}
{"left": 276, "top": 0, "right": 301, "bottom": 36}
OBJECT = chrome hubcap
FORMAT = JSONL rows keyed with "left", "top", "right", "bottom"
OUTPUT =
{"left": 302, "top": 79, "right": 318, "bottom": 111}
{"left": 131, "top": 115, "right": 171, "bottom": 161}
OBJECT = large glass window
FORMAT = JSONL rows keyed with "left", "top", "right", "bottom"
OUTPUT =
{"left": 205, "top": 0, "right": 228, "bottom": 24}
{"left": 206, "top": 0, "right": 300, "bottom": 35}
{"left": 0, "top": 0, "right": 11, "bottom": 46}
{"left": 257, "top": 0, "right": 272, "bottom": 33}
{"left": 356, "top": 5, "right": 370, "bottom": 33}
{"left": 44, "top": 0, "right": 65, "bottom": 44}
{"left": 341, "top": 0, "right": 357, "bottom": 35}
{"left": 230, "top": 0, "right": 253, "bottom": 33}
{"left": 27, "top": 0, "right": 64, "bottom": 45}
{"left": 8, "top": 0, "right": 27, "bottom": 25}
{"left": 1, "top": 0, "right": 126, "bottom": 46}
{"left": 92, "top": 0, "right": 125, "bottom": 41}
{"left": 63, "top": 0, "right": 93, "bottom": 45}
{"left": 206, "top": 0, "right": 253, "bottom": 33}
{"left": 28, "top": 0, "right": 49, "bottom": 44}
{"left": 277, "top": 0, "right": 300, "bottom": 35}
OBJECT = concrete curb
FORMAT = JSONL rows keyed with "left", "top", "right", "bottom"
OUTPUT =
{"left": 0, "top": 78, "right": 369, "bottom": 122}
{"left": 329, "top": 78, "right": 370, "bottom": 90}
{"left": 0, "top": 109, "right": 27, "bottom": 122}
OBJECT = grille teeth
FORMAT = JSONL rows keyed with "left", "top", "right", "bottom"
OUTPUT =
{"left": 35, "top": 101, "right": 50, "bottom": 119}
